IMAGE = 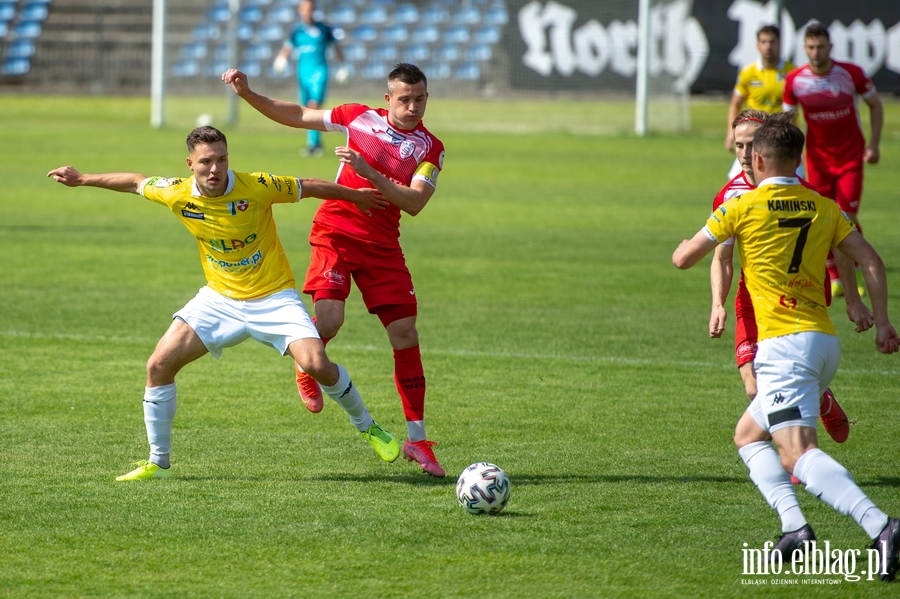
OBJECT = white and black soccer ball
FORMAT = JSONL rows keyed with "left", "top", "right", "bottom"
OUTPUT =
{"left": 456, "top": 462, "right": 510, "bottom": 515}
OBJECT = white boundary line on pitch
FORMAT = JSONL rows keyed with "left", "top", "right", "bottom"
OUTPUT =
{"left": 3, "top": 329, "right": 899, "bottom": 376}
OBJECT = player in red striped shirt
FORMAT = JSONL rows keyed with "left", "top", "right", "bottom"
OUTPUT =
{"left": 783, "top": 23, "right": 884, "bottom": 296}
{"left": 709, "top": 110, "right": 873, "bottom": 446}
{"left": 224, "top": 64, "right": 447, "bottom": 477}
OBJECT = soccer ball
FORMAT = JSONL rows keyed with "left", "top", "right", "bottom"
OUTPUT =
{"left": 456, "top": 462, "right": 510, "bottom": 515}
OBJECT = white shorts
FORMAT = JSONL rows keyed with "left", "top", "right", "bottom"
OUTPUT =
{"left": 174, "top": 286, "right": 319, "bottom": 359}
{"left": 747, "top": 331, "right": 840, "bottom": 434}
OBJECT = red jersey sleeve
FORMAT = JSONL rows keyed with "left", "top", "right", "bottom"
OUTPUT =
{"left": 782, "top": 68, "right": 798, "bottom": 110}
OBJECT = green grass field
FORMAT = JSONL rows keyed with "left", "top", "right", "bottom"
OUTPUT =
{"left": 2, "top": 95, "right": 900, "bottom": 598}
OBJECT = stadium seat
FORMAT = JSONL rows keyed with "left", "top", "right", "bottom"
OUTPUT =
{"left": 13, "top": 20, "right": 42, "bottom": 38}
{"left": 256, "top": 23, "right": 284, "bottom": 43}
{"left": 171, "top": 59, "right": 201, "bottom": 78}
{"left": 2, "top": 56, "right": 30, "bottom": 75}
{"left": 381, "top": 24, "right": 408, "bottom": 43}
{"left": 207, "top": 5, "right": 231, "bottom": 23}
{"left": 454, "top": 5, "right": 480, "bottom": 25}
{"left": 212, "top": 43, "right": 230, "bottom": 61}
{"left": 342, "top": 41, "right": 366, "bottom": 62}
{"left": 329, "top": 4, "right": 356, "bottom": 25}
{"left": 433, "top": 43, "right": 459, "bottom": 62}
{"left": 410, "top": 24, "right": 439, "bottom": 43}
{"left": 245, "top": 0, "right": 272, "bottom": 6}
{"left": 474, "top": 24, "right": 502, "bottom": 44}
{"left": 360, "top": 61, "right": 387, "bottom": 79}
{"left": 244, "top": 41, "right": 273, "bottom": 61}
{"left": 237, "top": 23, "right": 254, "bottom": 41}
{"left": 205, "top": 59, "right": 229, "bottom": 77}
{"left": 239, "top": 60, "right": 262, "bottom": 78}
{"left": 350, "top": 24, "right": 377, "bottom": 42}
{"left": 359, "top": 5, "right": 387, "bottom": 25}
{"left": 238, "top": 6, "right": 263, "bottom": 23}
{"left": 403, "top": 42, "right": 430, "bottom": 63}
{"left": 370, "top": 42, "right": 398, "bottom": 62}
{"left": 443, "top": 24, "right": 469, "bottom": 44}
{"left": 455, "top": 61, "right": 480, "bottom": 80}
{"left": 420, "top": 5, "right": 449, "bottom": 24}
{"left": 180, "top": 41, "right": 208, "bottom": 60}
{"left": 8, "top": 39, "right": 35, "bottom": 57}
{"left": 483, "top": 5, "right": 509, "bottom": 25}
{"left": 0, "top": 3, "right": 15, "bottom": 22}
{"left": 422, "top": 61, "right": 451, "bottom": 80}
{"left": 0, "top": 21, "right": 7, "bottom": 38}
{"left": 268, "top": 5, "right": 294, "bottom": 24}
{"left": 20, "top": 3, "right": 49, "bottom": 21}
{"left": 393, "top": 3, "right": 419, "bottom": 24}
{"left": 192, "top": 23, "right": 220, "bottom": 41}
{"left": 465, "top": 43, "right": 492, "bottom": 62}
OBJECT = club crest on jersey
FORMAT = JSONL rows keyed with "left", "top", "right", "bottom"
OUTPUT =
{"left": 399, "top": 140, "right": 415, "bottom": 159}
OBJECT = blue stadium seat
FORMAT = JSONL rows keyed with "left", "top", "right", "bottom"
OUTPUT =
{"left": 207, "top": 5, "right": 231, "bottom": 23}
{"left": 20, "top": 3, "right": 49, "bottom": 21}
{"left": 0, "top": 3, "right": 16, "bottom": 22}
{"left": 433, "top": 43, "right": 459, "bottom": 62}
{"left": 465, "top": 43, "right": 492, "bottom": 62}
{"left": 244, "top": 41, "right": 273, "bottom": 61}
{"left": 205, "top": 59, "right": 229, "bottom": 77}
{"left": 192, "top": 23, "right": 220, "bottom": 40}
{"left": 454, "top": 6, "right": 480, "bottom": 25}
{"left": 238, "top": 6, "right": 263, "bottom": 23}
{"left": 474, "top": 24, "right": 502, "bottom": 44}
{"left": 359, "top": 5, "right": 387, "bottom": 24}
{"left": 381, "top": 23, "right": 407, "bottom": 43}
{"left": 370, "top": 42, "right": 398, "bottom": 62}
{"left": 443, "top": 24, "right": 469, "bottom": 44}
{"left": 410, "top": 24, "right": 439, "bottom": 43}
{"left": 350, "top": 24, "right": 377, "bottom": 42}
{"left": 8, "top": 39, "right": 35, "bottom": 57}
{"left": 256, "top": 23, "right": 284, "bottom": 42}
{"left": 245, "top": 0, "right": 272, "bottom": 6}
{"left": 403, "top": 42, "right": 430, "bottom": 63}
{"left": 342, "top": 41, "right": 366, "bottom": 62}
{"left": 360, "top": 61, "right": 387, "bottom": 79}
{"left": 239, "top": 60, "right": 262, "bottom": 77}
{"left": 171, "top": 59, "right": 200, "bottom": 78}
{"left": 180, "top": 41, "right": 208, "bottom": 60}
{"left": 455, "top": 61, "right": 480, "bottom": 80}
{"left": 13, "top": 20, "right": 42, "bottom": 38}
{"left": 329, "top": 5, "right": 356, "bottom": 25}
{"left": 0, "top": 22, "right": 7, "bottom": 38}
{"left": 268, "top": 5, "right": 294, "bottom": 24}
{"left": 2, "top": 56, "right": 30, "bottom": 75}
{"left": 423, "top": 61, "right": 451, "bottom": 80}
{"left": 237, "top": 23, "right": 254, "bottom": 41}
{"left": 420, "top": 5, "right": 449, "bottom": 24}
{"left": 483, "top": 5, "right": 509, "bottom": 25}
{"left": 393, "top": 3, "right": 419, "bottom": 24}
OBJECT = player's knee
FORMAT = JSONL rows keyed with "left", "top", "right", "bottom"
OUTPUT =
{"left": 146, "top": 353, "right": 176, "bottom": 385}
{"left": 315, "top": 316, "right": 343, "bottom": 340}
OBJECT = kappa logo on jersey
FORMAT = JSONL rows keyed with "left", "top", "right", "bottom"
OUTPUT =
{"left": 185, "top": 201, "right": 201, "bottom": 211}
{"left": 182, "top": 201, "right": 205, "bottom": 220}
{"left": 399, "top": 140, "right": 415, "bottom": 159}
{"left": 324, "top": 269, "right": 346, "bottom": 285}
{"left": 257, "top": 175, "right": 268, "bottom": 187}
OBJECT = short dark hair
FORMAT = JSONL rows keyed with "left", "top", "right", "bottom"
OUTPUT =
{"left": 757, "top": 25, "right": 780, "bottom": 40}
{"left": 186, "top": 126, "right": 227, "bottom": 152}
{"left": 752, "top": 113, "right": 805, "bottom": 168}
{"left": 388, "top": 62, "right": 427, "bottom": 92}
{"left": 804, "top": 23, "right": 830, "bottom": 41}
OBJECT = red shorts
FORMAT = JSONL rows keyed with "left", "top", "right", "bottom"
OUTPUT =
{"left": 734, "top": 274, "right": 758, "bottom": 368}
{"left": 806, "top": 158, "right": 863, "bottom": 214}
{"left": 303, "top": 226, "right": 417, "bottom": 314}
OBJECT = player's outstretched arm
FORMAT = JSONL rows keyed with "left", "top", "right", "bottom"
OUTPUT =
{"left": 673, "top": 230, "right": 719, "bottom": 270}
{"left": 221, "top": 69, "right": 326, "bottom": 131}
{"left": 709, "top": 243, "right": 734, "bottom": 338}
{"left": 863, "top": 93, "right": 883, "bottom": 164}
{"left": 334, "top": 146, "right": 435, "bottom": 216}
{"left": 299, "top": 178, "right": 389, "bottom": 215}
{"left": 837, "top": 231, "right": 899, "bottom": 354}
{"left": 47, "top": 166, "right": 145, "bottom": 194}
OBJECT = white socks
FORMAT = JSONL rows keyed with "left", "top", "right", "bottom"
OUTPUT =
{"left": 794, "top": 448, "right": 889, "bottom": 539}
{"left": 406, "top": 420, "right": 426, "bottom": 443}
{"left": 739, "top": 441, "right": 807, "bottom": 532}
{"left": 143, "top": 383, "right": 176, "bottom": 469}
{"left": 320, "top": 364, "right": 373, "bottom": 432}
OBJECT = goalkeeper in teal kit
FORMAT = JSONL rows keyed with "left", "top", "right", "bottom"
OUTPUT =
{"left": 273, "top": 0, "right": 345, "bottom": 157}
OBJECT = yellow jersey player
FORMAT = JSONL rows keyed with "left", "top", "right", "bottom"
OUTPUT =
{"left": 724, "top": 25, "right": 794, "bottom": 178}
{"left": 673, "top": 114, "right": 900, "bottom": 581}
{"left": 47, "top": 126, "right": 403, "bottom": 481}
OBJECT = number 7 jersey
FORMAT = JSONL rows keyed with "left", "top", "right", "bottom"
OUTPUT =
{"left": 703, "top": 176, "right": 855, "bottom": 341}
